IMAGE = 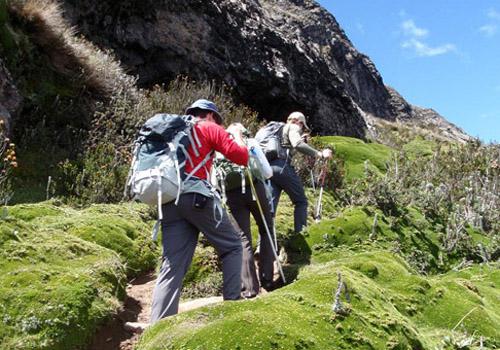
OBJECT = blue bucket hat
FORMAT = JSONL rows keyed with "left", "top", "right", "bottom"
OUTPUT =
{"left": 185, "top": 99, "right": 223, "bottom": 124}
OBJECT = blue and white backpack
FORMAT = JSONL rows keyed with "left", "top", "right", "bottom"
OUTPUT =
{"left": 125, "top": 114, "right": 212, "bottom": 239}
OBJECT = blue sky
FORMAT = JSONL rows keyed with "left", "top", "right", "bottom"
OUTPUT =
{"left": 317, "top": 0, "right": 500, "bottom": 143}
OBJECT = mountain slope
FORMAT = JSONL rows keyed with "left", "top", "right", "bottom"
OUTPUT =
{"left": 61, "top": 0, "right": 468, "bottom": 140}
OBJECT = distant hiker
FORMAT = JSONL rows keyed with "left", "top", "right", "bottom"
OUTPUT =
{"left": 213, "top": 123, "right": 276, "bottom": 296}
{"left": 257, "top": 112, "right": 332, "bottom": 234}
{"left": 150, "top": 99, "right": 249, "bottom": 322}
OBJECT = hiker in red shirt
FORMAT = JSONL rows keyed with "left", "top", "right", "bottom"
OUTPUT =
{"left": 150, "top": 99, "right": 249, "bottom": 322}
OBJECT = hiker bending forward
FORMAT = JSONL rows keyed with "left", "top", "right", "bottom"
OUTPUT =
{"left": 150, "top": 100, "right": 248, "bottom": 322}
{"left": 220, "top": 123, "right": 276, "bottom": 296}
{"left": 270, "top": 112, "right": 332, "bottom": 233}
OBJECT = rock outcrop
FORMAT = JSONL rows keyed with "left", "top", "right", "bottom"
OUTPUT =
{"left": 60, "top": 0, "right": 466, "bottom": 140}
{"left": 0, "top": 58, "right": 22, "bottom": 132}
{"left": 386, "top": 86, "right": 470, "bottom": 142}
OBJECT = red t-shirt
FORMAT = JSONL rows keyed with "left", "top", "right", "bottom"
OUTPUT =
{"left": 185, "top": 120, "right": 248, "bottom": 180}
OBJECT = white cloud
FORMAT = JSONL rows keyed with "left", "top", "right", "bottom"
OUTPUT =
{"left": 400, "top": 19, "right": 456, "bottom": 57}
{"left": 479, "top": 24, "right": 498, "bottom": 37}
{"left": 401, "top": 20, "right": 428, "bottom": 38}
{"left": 402, "top": 39, "right": 456, "bottom": 57}
{"left": 479, "top": 9, "right": 500, "bottom": 38}
{"left": 487, "top": 8, "right": 500, "bottom": 20}
{"left": 356, "top": 22, "right": 365, "bottom": 34}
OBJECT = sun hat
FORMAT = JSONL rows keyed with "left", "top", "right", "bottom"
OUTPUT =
{"left": 287, "top": 111, "right": 310, "bottom": 131}
{"left": 185, "top": 99, "right": 223, "bottom": 124}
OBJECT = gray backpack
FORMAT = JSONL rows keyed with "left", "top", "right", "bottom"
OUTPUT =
{"left": 125, "top": 114, "right": 211, "bottom": 238}
{"left": 255, "top": 122, "right": 287, "bottom": 161}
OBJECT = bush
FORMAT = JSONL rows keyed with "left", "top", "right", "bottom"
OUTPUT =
{"left": 59, "top": 77, "right": 260, "bottom": 204}
{"left": 337, "top": 140, "right": 500, "bottom": 261}
{"left": 0, "top": 119, "right": 15, "bottom": 205}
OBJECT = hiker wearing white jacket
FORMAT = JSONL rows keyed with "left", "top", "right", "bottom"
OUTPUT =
{"left": 270, "top": 112, "right": 332, "bottom": 233}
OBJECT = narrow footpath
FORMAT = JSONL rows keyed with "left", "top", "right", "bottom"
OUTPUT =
{"left": 88, "top": 272, "right": 224, "bottom": 350}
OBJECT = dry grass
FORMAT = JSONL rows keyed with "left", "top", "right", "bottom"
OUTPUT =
{"left": 7, "top": 0, "right": 137, "bottom": 96}
{"left": 369, "top": 117, "right": 469, "bottom": 148}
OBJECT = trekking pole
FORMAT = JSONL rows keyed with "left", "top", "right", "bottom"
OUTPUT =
{"left": 313, "top": 159, "right": 329, "bottom": 223}
{"left": 247, "top": 170, "right": 286, "bottom": 284}
{"left": 309, "top": 157, "right": 317, "bottom": 192}
{"left": 264, "top": 179, "right": 279, "bottom": 251}
{"left": 310, "top": 169, "right": 316, "bottom": 192}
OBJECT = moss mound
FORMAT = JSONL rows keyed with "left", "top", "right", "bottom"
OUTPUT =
{"left": 8, "top": 201, "right": 158, "bottom": 276}
{"left": 315, "top": 136, "right": 393, "bottom": 181}
{"left": 137, "top": 251, "right": 499, "bottom": 350}
{"left": 137, "top": 203, "right": 499, "bottom": 350}
{"left": 303, "top": 206, "right": 493, "bottom": 273}
{"left": 0, "top": 202, "right": 159, "bottom": 349}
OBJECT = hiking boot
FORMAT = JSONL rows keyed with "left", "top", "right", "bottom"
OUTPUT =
{"left": 261, "top": 280, "right": 275, "bottom": 292}
{"left": 124, "top": 321, "right": 149, "bottom": 334}
{"left": 241, "top": 292, "right": 258, "bottom": 299}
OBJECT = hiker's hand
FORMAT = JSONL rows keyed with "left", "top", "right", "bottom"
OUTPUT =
{"left": 321, "top": 149, "right": 332, "bottom": 159}
{"left": 301, "top": 133, "right": 311, "bottom": 143}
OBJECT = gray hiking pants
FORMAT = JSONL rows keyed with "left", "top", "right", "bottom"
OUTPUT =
{"left": 270, "top": 158, "right": 308, "bottom": 233}
{"left": 150, "top": 193, "right": 242, "bottom": 322}
{"left": 226, "top": 181, "right": 275, "bottom": 297}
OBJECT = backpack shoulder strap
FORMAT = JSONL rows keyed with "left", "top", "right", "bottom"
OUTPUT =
{"left": 281, "top": 123, "right": 291, "bottom": 146}
{"left": 184, "top": 151, "right": 214, "bottom": 183}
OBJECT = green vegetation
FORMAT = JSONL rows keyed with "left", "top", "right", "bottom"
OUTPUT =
{"left": 137, "top": 245, "right": 499, "bottom": 350}
{"left": 137, "top": 137, "right": 499, "bottom": 349}
{"left": 0, "top": 201, "right": 158, "bottom": 349}
{"left": 314, "top": 136, "right": 393, "bottom": 181}
{"left": 1, "top": 1, "right": 498, "bottom": 349}
{"left": 182, "top": 244, "right": 223, "bottom": 300}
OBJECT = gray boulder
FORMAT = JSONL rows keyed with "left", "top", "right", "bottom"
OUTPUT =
{"left": 0, "top": 58, "right": 22, "bottom": 133}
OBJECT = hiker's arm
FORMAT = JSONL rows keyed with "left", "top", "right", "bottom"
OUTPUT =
{"left": 288, "top": 124, "right": 321, "bottom": 158}
{"left": 210, "top": 124, "right": 249, "bottom": 166}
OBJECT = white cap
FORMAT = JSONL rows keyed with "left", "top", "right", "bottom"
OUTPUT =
{"left": 287, "top": 111, "right": 310, "bottom": 131}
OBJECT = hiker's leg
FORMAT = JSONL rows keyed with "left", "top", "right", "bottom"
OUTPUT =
{"left": 180, "top": 193, "right": 242, "bottom": 300}
{"left": 289, "top": 168, "right": 308, "bottom": 233}
{"left": 269, "top": 159, "right": 286, "bottom": 217}
{"left": 249, "top": 181, "right": 275, "bottom": 285}
{"left": 281, "top": 165, "right": 308, "bottom": 233}
{"left": 227, "top": 189, "right": 259, "bottom": 297}
{"left": 150, "top": 201, "right": 198, "bottom": 322}
{"left": 270, "top": 160, "right": 308, "bottom": 233}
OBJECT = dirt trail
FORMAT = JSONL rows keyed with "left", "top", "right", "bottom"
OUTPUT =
{"left": 88, "top": 272, "right": 155, "bottom": 350}
{"left": 88, "top": 272, "right": 224, "bottom": 350}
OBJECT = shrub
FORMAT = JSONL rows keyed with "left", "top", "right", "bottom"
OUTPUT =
{"left": 337, "top": 140, "right": 500, "bottom": 262}
{"left": 59, "top": 77, "right": 260, "bottom": 204}
{"left": 0, "top": 119, "right": 15, "bottom": 205}
{"left": 3, "top": 0, "right": 141, "bottom": 203}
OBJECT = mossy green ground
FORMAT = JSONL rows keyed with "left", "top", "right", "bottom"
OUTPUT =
{"left": 0, "top": 201, "right": 158, "bottom": 350}
{"left": 2, "top": 135, "right": 497, "bottom": 350}
{"left": 137, "top": 206, "right": 499, "bottom": 350}
{"left": 138, "top": 256, "right": 499, "bottom": 349}
{"left": 315, "top": 136, "right": 393, "bottom": 181}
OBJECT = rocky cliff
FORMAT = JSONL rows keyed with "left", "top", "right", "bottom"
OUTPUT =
{"left": 59, "top": 0, "right": 467, "bottom": 140}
